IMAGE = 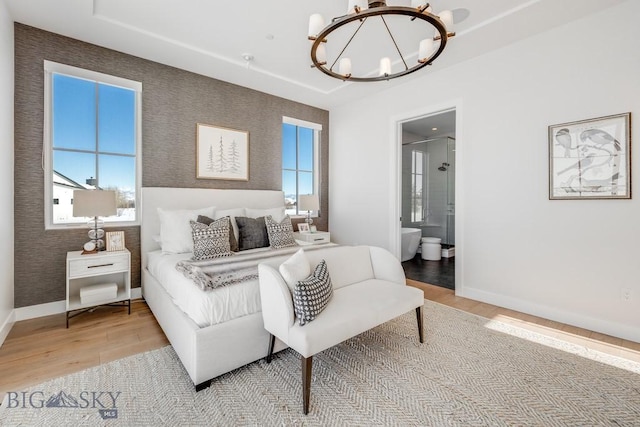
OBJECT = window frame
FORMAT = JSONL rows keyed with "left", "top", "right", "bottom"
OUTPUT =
{"left": 43, "top": 61, "right": 142, "bottom": 230}
{"left": 282, "top": 116, "right": 322, "bottom": 218}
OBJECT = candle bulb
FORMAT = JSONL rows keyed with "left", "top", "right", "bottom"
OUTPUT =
{"left": 439, "top": 10, "right": 453, "bottom": 30}
{"left": 339, "top": 58, "right": 352, "bottom": 77}
{"left": 308, "top": 14, "right": 324, "bottom": 38}
{"left": 316, "top": 44, "right": 327, "bottom": 64}
{"left": 379, "top": 57, "right": 391, "bottom": 77}
{"left": 418, "top": 39, "right": 434, "bottom": 62}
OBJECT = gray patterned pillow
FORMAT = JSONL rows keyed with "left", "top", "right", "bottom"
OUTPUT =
{"left": 293, "top": 260, "right": 333, "bottom": 326}
{"left": 190, "top": 217, "right": 232, "bottom": 261}
{"left": 235, "top": 216, "right": 269, "bottom": 251}
{"left": 265, "top": 215, "right": 297, "bottom": 249}
{"left": 198, "top": 215, "right": 239, "bottom": 252}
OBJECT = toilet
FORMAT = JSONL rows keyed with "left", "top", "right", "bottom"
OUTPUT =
{"left": 421, "top": 237, "right": 442, "bottom": 261}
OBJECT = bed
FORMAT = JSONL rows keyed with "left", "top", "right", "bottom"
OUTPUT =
{"left": 141, "top": 187, "right": 291, "bottom": 390}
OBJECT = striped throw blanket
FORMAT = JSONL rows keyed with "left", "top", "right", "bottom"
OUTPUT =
{"left": 175, "top": 244, "right": 335, "bottom": 291}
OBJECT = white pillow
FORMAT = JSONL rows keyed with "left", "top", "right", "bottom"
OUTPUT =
{"left": 158, "top": 206, "right": 216, "bottom": 254}
{"left": 246, "top": 206, "right": 286, "bottom": 222}
{"left": 214, "top": 207, "right": 245, "bottom": 244}
{"left": 279, "top": 249, "right": 311, "bottom": 292}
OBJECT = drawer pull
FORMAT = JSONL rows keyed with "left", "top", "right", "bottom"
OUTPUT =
{"left": 88, "top": 263, "right": 114, "bottom": 268}
{"left": 313, "top": 238, "right": 325, "bottom": 241}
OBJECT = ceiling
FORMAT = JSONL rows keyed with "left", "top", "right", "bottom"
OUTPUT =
{"left": 4, "top": 0, "right": 627, "bottom": 109}
{"left": 403, "top": 110, "right": 456, "bottom": 140}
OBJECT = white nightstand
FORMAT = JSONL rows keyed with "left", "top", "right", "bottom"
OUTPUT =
{"left": 66, "top": 249, "right": 131, "bottom": 328}
{"left": 294, "top": 231, "right": 331, "bottom": 245}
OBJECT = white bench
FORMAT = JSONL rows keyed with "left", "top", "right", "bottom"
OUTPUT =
{"left": 258, "top": 245, "right": 425, "bottom": 414}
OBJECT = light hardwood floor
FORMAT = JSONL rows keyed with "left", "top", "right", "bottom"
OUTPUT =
{"left": 1, "top": 282, "right": 639, "bottom": 403}
{"left": 0, "top": 300, "right": 168, "bottom": 402}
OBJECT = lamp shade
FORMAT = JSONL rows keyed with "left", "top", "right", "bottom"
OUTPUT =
{"left": 73, "top": 190, "right": 117, "bottom": 218}
{"left": 298, "top": 194, "right": 320, "bottom": 212}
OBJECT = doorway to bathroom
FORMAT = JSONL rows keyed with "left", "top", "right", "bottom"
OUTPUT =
{"left": 400, "top": 109, "right": 456, "bottom": 290}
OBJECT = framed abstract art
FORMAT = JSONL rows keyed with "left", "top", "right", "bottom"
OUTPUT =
{"left": 548, "top": 113, "right": 631, "bottom": 200}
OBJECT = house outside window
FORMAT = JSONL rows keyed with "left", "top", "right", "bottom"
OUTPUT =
{"left": 43, "top": 61, "right": 142, "bottom": 229}
{"left": 282, "top": 117, "right": 322, "bottom": 217}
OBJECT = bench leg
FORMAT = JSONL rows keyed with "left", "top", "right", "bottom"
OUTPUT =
{"left": 266, "top": 334, "right": 276, "bottom": 363}
{"left": 302, "top": 356, "right": 313, "bottom": 415}
{"left": 416, "top": 306, "right": 425, "bottom": 343}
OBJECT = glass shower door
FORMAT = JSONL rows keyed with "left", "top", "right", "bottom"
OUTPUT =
{"left": 445, "top": 137, "right": 455, "bottom": 246}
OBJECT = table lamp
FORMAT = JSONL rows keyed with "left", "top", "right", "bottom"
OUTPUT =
{"left": 298, "top": 194, "right": 319, "bottom": 227}
{"left": 73, "top": 190, "right": 117, "bottom": 252}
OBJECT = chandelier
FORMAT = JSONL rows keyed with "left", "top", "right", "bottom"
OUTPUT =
{"left": 308, "top": 1, "right": 455, "bottom": 82}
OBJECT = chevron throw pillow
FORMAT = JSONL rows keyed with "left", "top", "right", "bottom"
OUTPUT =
{"left": 265, "top": 214, "right": 297, "bottom": 249}
{"left": 293, "top": 260, "right": 333, "bottom": 326}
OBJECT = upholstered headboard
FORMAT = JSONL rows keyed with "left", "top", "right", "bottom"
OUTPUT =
{"left": 140, "top": 187, "right": 285, "bottom": 267}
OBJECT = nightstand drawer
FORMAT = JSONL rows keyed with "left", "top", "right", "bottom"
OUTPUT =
{"left": 68, "top": 254, "right": 129, "bottom": 278}
{"left": 294, "top": 231, "right": 331, "bottom": 244}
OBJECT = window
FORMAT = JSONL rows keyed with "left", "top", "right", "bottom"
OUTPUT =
{"left": 44, "top": 61, "right": 141, "bottom": 229}
{"left": 410, "top": 150, "right": 428, "bottom": 223}
{"left": 282, "top": 117, "right": 322, "bottom": 216}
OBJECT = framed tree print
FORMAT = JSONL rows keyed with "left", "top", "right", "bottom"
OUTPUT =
{"left": 196, "top": 123, "right": 249, "bottom": 181}
{"left": 549, "top": 113, "right": 631, "bottom": 200}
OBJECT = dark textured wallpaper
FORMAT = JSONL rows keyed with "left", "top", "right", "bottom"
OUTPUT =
{"left": 14, "top": 23, "right": 329, "bottom": 308}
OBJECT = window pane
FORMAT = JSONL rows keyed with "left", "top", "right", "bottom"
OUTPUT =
{"left": 283, "top": 170, "right": 297, "bottom": 214}
{"left": 298, "top": 171, "right": 313, "bottom": 196}
{"left": 99, "top": 154, "right": 136, "bottom": 221}
{"left": 52, "top": 151, "right": 96, "bottom": 224}
{"left": 414, "top": 151, "right": 423, "bottom": 174}
{"left": 52, "top": 74, "right": 96, "bottom": 151}
{"left": 98, "top": 84, "right": 136, "bottom": 154}
{"left": 282, "top": 123, "right": 297, "bottom": 170}
{"left": 298, "top": 127, "right": 314, "bottom": 171}
{"left": 53, "top": 150, "right": 96, "bottom": 188}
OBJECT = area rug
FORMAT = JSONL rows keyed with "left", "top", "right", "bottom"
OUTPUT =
{"left": 1, "top": 300, "right": 639, "bottom": 426}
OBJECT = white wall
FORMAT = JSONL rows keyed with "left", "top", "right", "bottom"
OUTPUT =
{"left": 330, "top": 1, "right": 640, "bottom": 341}
{"left": 0, "top": 0, "right": 15, "bottom": 345}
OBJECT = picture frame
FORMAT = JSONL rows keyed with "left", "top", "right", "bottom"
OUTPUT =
{"left": 310, "top": 225, "right": 317, "bottom": 233}
{"left": 196, "top": 123, "right": 249, "bottom": 181}
{"left": 297, "top": 223, "right": 310, "bottom": 233}
{"left": 549, "top": 112, "right": 631, "bottom": 200}
{"left": 106, "top": 231, "right": 125, "bottom": 252}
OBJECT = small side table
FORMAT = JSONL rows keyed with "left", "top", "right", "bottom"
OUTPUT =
{"left": 293, "top": 231, "right": 331, "bottom": 245}
{"left": 65, "top": 249, "right": 131, "bottom": 328}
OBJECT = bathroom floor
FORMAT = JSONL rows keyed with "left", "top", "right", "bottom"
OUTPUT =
{"left": 402, "top": 254, "right": 455, "bottom": 290}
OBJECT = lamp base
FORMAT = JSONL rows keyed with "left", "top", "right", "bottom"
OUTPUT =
{"left": 87, "top": 217, "right": 106, "bottom": 251}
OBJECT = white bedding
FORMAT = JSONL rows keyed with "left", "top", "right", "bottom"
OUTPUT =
{"left": 147, "top": 249, "right": 269, "bottom": 327}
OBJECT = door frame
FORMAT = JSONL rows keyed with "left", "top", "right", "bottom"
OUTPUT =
{"left": 389, "top": 100, "right": 464, "bottom": 294}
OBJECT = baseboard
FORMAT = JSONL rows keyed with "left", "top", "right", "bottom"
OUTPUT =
{"left": 14, "top": 300, "right": 66, "bottom": 321}
{"left": 0, "top": 309, "right": 15, "bottom": 347}
{"left": 461, "top": 287, "right": 640, "bottom": 343}
{"left": 14, "top": 287, "right": 144, "bottom": 322}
